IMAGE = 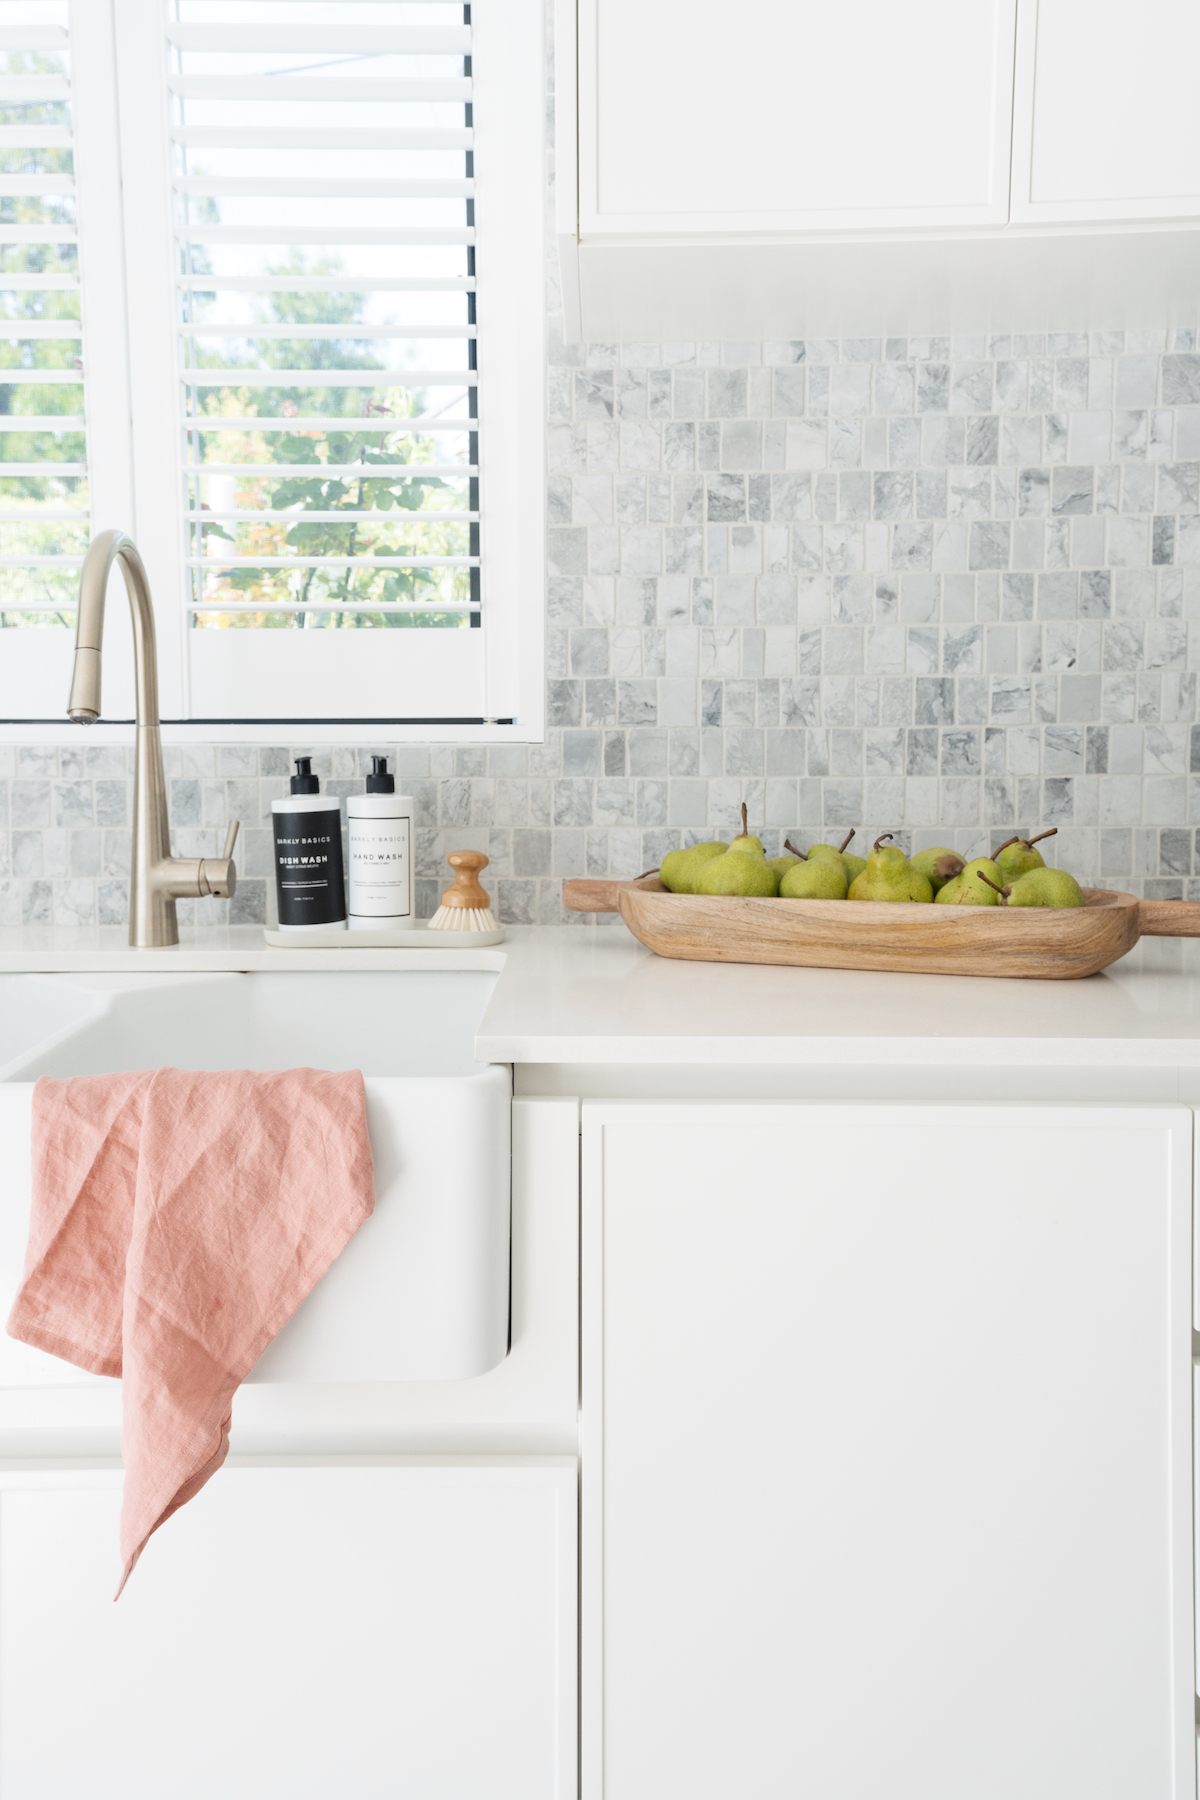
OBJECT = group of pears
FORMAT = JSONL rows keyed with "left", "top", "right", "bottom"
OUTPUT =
{"left": 658, "top": 810, "right": 1086, "bottom": 908}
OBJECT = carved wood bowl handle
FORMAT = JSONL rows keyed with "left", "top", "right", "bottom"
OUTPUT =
{"left": 1138, "top": 898, "right": 1200, "bottom": 937}
{"left": 440, "top": 849, "right": 491, "bottom": 910}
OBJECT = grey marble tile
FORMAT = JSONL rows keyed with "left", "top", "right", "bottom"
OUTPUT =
{"left": 914, "top": 678, "right": 954, "bottom": 725}
{"left": 11, "top": 781, "right": 49, "bottom": 828}
{"left": 1163, "top": 357, "right": 1200, "bottom": 405}
{"left": 708, "top": 369, "right": 747, "bottom": 418}
{"left": 969, "top": 524, "right": 1010, "bottom": 570}
{"left": 872, "top": 471, "right": 912, "bottom": 519}
{"left": 874, "top": 362, "right": 914, "bottom": 413}
{"left": 917, "top": 363, "right": 949, "bottom": 413}
{"left": 576, "top": 371, "right": 613, "bottom": 419}
{"left": 1153, "top": 516, "right": 1175, "bottom": 565}
{"left": 944, "top": 625, "right": 982, "bottom": 672}
{"left": 940, "top": 729, "right": 980, "bottom": 775}
{"left": 949, "top": 469, "right": 992, "bottom": 519}
{"left": 1038, "top": 572, "right": 1077, "bottom": 619}
{"left": 966, "top": 416, "right": 999, "bottom": 465}
{"left": 706, "top": 473, "right": 745, "bottom": 522}
{"left": 912, "top": 471, "right": 945, "bottom": 520}
{"left": 950, "top": 364, "right": 993, "bottom": 414}
{"left": 839, "top": 471, "right": 871, "bottom": 520}
{"left": 1158, "top": 462, "right": 1199, "bottom": 511}
{"left": 1051, "top": 466, "right": 1093, "bottom": 514}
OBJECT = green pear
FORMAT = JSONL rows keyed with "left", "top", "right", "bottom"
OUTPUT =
{"left": 720, "top": 801, "right": 765, "bottom": 859}
{"left": 909, "top": 846, "right": 966, "bottom": 894}
{"left": 935, "top": 856, "right": 1003, "bottom": 905}
{"left": 847, "top": 834, "right": 934, "bottom": 903}
{"left": 993, "top": 828, "right": 1057, "bottom": 886}
{"left": 659, "top": 841, "right": 726, "bottom": 893}
{"left": 779, "top": 857, "right": 848, "bottom": 899}
{"left": 693, "top": 804, "right": 776, "bottom": 894}
{"left": 806, "top": 829, "right": 857, "bottom": 864}
{"left": 791, "top": 830, "right": 864, "bottom": 890}
{"left": 695, "top": 850, "right": 779, "bottom": 896}
{"left": 1000, "top": 866, "right": 1085, "bottom": 908}
{"left": 766, "top": 855, "right": 800, "bottom": 881}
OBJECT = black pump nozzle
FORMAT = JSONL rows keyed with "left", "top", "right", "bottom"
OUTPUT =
{"left": 290, "top": 756, "right": 319, "bottom": 795}
{"left": 365, "top": 754, "right": 394, "bottom": 795}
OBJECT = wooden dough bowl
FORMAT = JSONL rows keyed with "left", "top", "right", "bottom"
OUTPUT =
{"left": 563, "top": 877, "right": 1200, "bottom": 980}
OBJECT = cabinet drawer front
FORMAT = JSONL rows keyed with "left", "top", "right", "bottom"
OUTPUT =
{"left": 0, "top": 1461, "right": 577, "bottom": 1800}
{"left": 583, "top": 1101, "right": 1194, "bottom": 1800}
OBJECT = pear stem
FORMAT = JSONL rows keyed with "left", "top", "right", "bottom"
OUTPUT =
{"left": 1028, "top": 827, "right": 1058, "bottom": 847}
{"left": 636, "top": 866, "right": 661, "bottom": 880}
{"left": 783, "top": 838, "right": 807, "bottom": 860}
{"left": 873, "top": 833, "right": 894, "bottom": 853}
{"left": 736, "top": 800, "right": 748, "bottom": 840}
{"left": 991, "top": 835, "right": 1021, "bottom": 861}
{"left": 977, "top": 872, "right": 1010, "bottom": 899}
{"left": 838, "top": 830, "right": 856, "bottom": 854}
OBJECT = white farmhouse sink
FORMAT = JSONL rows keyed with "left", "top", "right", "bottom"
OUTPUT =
{"left": 0, "top": 970, "right": 509, "bottom": 1386}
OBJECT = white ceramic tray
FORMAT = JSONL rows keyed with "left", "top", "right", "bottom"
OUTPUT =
{"left": 263, "top": 920, "right": 506, "bottom": 949}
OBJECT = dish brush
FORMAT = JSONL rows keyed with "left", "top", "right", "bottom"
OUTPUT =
{"left": 428, "top": 849, "right": 498, "bottom": 932}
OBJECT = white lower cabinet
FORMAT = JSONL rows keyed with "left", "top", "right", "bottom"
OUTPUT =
{"left": 0, "top": 1461, "right": 576, "bottom": 1800}
{"left": 582, "top": 1102, "right": 1195, "bottom": 1800}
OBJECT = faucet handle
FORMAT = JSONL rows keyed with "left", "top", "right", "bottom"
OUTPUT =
{"left": 198, "top": 819, "right": 239, "bottom": 900}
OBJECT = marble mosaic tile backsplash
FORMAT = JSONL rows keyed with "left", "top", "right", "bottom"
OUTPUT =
{"left": 6, "top": 326, "right": 1200, "bottom": 930}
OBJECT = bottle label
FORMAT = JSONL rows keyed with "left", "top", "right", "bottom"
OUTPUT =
{"left": 272, "top": 808, "right": 346, "bottom": 926}
{"left": 348, "top": 814, "right": 412, "bottom": 918}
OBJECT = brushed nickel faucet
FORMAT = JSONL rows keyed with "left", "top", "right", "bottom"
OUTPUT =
{"left": 68, "top": 529, "right": 239, "bottom": 948}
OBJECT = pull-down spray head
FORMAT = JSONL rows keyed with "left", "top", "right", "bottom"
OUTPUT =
{"left": 67, "top": 529, "right": 158, "bottom": 727}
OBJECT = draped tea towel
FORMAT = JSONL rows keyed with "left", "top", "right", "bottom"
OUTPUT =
{"left": 7, "top": 1068, "right": 374, "bottom": 1594}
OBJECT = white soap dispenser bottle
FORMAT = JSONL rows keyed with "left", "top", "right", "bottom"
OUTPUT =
{"left": 347, "top": 756, "right": 414, "bottom": 929}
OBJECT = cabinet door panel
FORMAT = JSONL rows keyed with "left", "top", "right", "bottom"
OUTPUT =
{"left": 579, "top": 0, "right": 1016, "bottom": 235}
{"left": 582, "top": 1102, "right": 1194, "bottom": 1800}
{"left": 0, "top": 1462, "right": 576, "bottom": 1800}
{"left": 1012, "top": 0, "right": 1200, "bottom": 221}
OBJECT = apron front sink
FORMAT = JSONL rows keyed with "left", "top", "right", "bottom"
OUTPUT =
{"left": 0, "top": 970, "right": 510, "bottom": 1386}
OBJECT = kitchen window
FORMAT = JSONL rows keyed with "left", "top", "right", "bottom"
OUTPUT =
{"left": 0, "top": 0, "right": 545, "bottom": 739}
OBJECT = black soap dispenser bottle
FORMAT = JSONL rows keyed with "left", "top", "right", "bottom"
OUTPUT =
{"left": 270, "top": 757, "right": 347, "bottom": 933}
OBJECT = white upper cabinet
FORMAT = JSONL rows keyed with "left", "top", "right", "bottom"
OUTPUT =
{"left": 561, "top": 0, "right": 1200, "bottom": 339}
{"left": 576, "top": 0, "right": 1018, "bottom": 237}
{"left": 1011, "top": 0, "right": 1200, "bottom": 223}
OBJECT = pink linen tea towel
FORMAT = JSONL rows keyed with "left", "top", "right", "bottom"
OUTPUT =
{"left": 7, "top": 1067, "right": 374, "bottom": 1595}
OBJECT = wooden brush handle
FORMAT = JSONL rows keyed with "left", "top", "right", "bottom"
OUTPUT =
{"left": 1138, "top": 899, "right": 1200, "bottom": 937}
{"left": 440, "top": 849, "right": 491, "bottom": 909}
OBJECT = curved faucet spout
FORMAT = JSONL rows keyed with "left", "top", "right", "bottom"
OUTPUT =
{"left": 68, "top": 529, "right": 159, "bottom": 727}
{"left": 68, "top": 529, "right": 237, "bottom": 947}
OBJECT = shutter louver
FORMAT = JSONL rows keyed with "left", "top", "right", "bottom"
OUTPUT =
{"left": 0, "top": 1, "right": 88, "bottom": 626}
{"left": 170, "top": 0, "right": 480, "bottom": 634}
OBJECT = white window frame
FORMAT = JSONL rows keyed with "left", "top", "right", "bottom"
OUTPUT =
{"left": 2, "top": 0, "right": 546, "bottom": 746}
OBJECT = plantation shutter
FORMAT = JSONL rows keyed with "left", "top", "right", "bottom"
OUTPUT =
{"left": 168, "top": 0, "right": 488, "bottom": 721}
{"left": 0, "top": 1, "right": 97, "bottom": 719}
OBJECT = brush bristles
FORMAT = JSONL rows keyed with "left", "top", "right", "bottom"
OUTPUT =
{"left": 428, "top": 904, "right": 498, "bottom": 932}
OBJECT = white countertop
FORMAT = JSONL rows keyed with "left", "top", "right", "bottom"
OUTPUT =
{"left": 5, "top": 919, "right": 1200, "bottom": 1066}
{"left": 0, "top": 924, "right": 506, "bottom": 976}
